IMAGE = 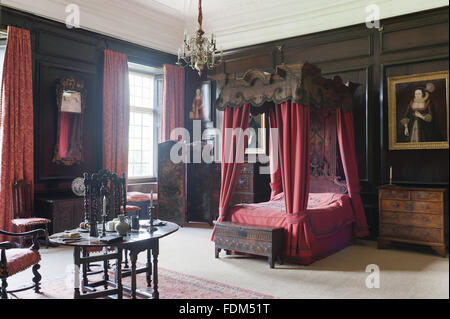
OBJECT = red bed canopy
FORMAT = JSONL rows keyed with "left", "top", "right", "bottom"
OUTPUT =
{"left": 210, "top": 62, "right": 369, "bottom": 263}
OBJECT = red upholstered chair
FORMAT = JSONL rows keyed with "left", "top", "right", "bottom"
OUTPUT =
{"left": 120, "top": 205, "right": 141, "bottom": 214}
{"left": 0, "top": 228, "right": 46, "bottom": 299}
{"left": 11, "top": 180, "right": 51, "bottom": 248}
{"left": 127, "top": 191, "right": 158, "bottom": 218}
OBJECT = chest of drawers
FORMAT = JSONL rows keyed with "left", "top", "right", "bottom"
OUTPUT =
{"left": 378, "top": 186, "right": 448, "bottom": 256}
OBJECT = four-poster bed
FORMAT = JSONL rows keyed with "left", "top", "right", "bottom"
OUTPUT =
{"left": 211, "top": 62, "right": 369, "bottom": 265}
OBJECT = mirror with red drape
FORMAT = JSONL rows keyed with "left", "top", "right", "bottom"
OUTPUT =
{"left": 53, "top": 77, "right": 86, "bottom": 166}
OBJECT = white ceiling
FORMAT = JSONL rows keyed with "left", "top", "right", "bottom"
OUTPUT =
{"left": 1, "top": 0, "right": 448, "bottom": 54}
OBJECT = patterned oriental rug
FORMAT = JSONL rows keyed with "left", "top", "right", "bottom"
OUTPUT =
{"left": 11, "top": 267, "right": 274, "bottom": 299}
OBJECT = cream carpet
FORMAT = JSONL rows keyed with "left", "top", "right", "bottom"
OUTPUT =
{"left": 6, "top": 226, "right": 449, "bottom": 299}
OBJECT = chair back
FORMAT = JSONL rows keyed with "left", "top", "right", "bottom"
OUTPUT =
{"left": 11, "top": 180, "right": 33, "bottom": 219}
{"left": 83, "top": 170, "right": 126, "bottom": 223}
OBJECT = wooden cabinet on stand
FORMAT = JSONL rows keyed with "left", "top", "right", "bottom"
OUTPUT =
{"left": 35, "top": 195, "right": 85, "bottom": 235}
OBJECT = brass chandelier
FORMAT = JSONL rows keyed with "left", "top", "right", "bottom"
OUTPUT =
{"left": 176, "top": 0, "right": 223, "bottom": 76}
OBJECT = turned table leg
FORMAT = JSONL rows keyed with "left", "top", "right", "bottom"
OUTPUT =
{"left": 146, "top": 249, "right": 152, "bottom": 287}
{"left": 73, "top": 247, "right": 81, "bottom": 299}
{"left": 116, "top": 248, "right": 123, "bottom": 299}
{"left": 129, "top": 250, "right": 138, "bottom": 299}
{"left": 152, "top": 241, "right": 159, "bottom": 299}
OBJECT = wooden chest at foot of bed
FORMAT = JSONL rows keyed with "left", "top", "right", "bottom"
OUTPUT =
{"left": 378, "top": 186, "right": 448, "bottom": 257}
{"left": 214, "top": 222, "right": 284, "bottom": 268}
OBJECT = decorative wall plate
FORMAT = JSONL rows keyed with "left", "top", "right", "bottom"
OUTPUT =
{"left": 72, "top": 177, "right": 85, "bottom": 196}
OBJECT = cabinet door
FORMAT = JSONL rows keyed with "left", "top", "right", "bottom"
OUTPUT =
{"left": 72, "top": 199, "right": 85, "bottom": 229}
{"left": 53, "top": 201, "right": 75, "bottom": 233}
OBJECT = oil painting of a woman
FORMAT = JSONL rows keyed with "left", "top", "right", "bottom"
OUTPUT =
{"left": 388, "top": 71, "right": 449, "bottom": 150}
{"left": 399, "top": 83, "right": 442, "bottom": 143}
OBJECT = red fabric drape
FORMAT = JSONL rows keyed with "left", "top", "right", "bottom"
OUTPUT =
{"left": 276, "top": 101, "right": 311, "bottom": 257}
{"left": 337, "top": 109, "right": 369, "bottom": 237}
{"left": 268, "top": 108, "right": 282, "bottom": 199}
{"left": 58, "top": 112, "right": 70, "bottom": 158}
{"left": 103, "top": 50, "right": 130, "bottom": 176}
{"left": 0, "top": 27, "right": 34, "bottom": 240}
{"left": 161, "top": 64, "right": 185, "bottom": 142}
{"left": 211, "top": 104, "right": 250, "bottom": 239}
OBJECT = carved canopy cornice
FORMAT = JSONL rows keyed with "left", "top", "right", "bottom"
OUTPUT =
{"left": 210, "top": 62, "right": 357, "bottom": 112}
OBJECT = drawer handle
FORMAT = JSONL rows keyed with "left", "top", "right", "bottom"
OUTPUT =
{"left": 406, "top": 204, "right": 414, "bottom": 211}
{"left": 399, "top": 193, "right": 406, "bottom": 198}
{"left": 422, "top": 232, "right": 429, "bottom": 237}
{"left": 392, "top": 203, "right": 399, "bottom": 208}
{"left": 422, "top": 204, "right": 429, "bottom": 210}
{"left": 422, "top": 217, "right": 429, "bottom": 222}
{"left": 406, "top": 213, "right": 413, "bottom": 218}
{"left": 431, "top": 194, "right": 437, "bottom": 198}
{"left": 393, "top": 214, "right": 399, "bottom": 219}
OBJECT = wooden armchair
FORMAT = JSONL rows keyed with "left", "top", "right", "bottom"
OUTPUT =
{"left": 11, "top": 180, "right": 51, "bottom": 248}
{"left": 0, "top": 228, "right": 46, "bottom": 299}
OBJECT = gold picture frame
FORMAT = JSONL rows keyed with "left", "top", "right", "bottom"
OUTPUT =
{"left": 388, "top": 70, "right": 449, "bottom": 150}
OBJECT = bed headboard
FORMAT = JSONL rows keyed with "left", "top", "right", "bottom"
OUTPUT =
{"left": 310, "top": 174, "right": 347, "bottom": 194}
{"left": 310, "top": 106, "right": 348, "bottom": 194}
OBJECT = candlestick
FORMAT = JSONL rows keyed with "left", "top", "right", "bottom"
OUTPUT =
{"left": 389, "top": 166, "right": 393, "bottom": 185}
{"left": 150, "top": 191, "right": 153, "bottom": 207}
{"left": 103, "top": 195, "right": 107, "bottom": 217}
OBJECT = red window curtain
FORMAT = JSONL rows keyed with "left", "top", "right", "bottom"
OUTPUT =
{"left": 337, "top": 109, "right": 369, "bottom": 237}
{"left": 276, "top": 101, "right": 311, "bottom": 258}
{"left": 103, "top": 50, "right": 130, "bottom": 176}
{"left": 161, "top": 64, "right": 185, "bottom": 142}
{"left": 211, "top": 104, "right": 250, "bottom": 239}
{"left": 0, "top": 26, "right": 34, "bottom": 240}
{"left": 268, "top": 107, "right": 282, "bottom": 199}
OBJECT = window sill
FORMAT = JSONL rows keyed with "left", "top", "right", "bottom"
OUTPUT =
{"left": 128, "top": 177, "right": 157, "bottom": 185}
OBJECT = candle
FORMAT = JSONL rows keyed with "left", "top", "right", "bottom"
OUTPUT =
{"left": 389, "top": 166, "right": 393, "bottom": 184}
{"left": 103, "top": 196, "right": 107, "bottom": 217}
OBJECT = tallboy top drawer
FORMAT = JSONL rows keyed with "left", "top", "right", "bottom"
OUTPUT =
{"left": 380, "top": 189, "right": 409, "bottom": 200}
{"left": 411, "top": 191, "right": 443, "bottom": 202}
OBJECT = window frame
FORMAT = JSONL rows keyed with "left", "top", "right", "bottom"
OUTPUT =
{"left": 127, "top": 66, "right": 162, "bottom": 183}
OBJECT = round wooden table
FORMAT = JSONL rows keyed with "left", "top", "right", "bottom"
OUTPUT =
{"left": 49, "top": 220, "right": 179, "bottom": 299}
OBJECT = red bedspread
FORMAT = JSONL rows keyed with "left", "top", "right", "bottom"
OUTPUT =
{"left": 229, "top": 192, "right": 355, "bottom": 238}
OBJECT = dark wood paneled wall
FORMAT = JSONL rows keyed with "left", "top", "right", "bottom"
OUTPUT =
{"left": 0, "top": 6, "right": 176, "bottom": 195}
{"left": 213, "top": 7, "right": 449, "bottom": 239}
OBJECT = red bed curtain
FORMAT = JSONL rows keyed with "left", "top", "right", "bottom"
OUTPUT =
{"left": 337, "top": 109, "right": 369, "bottom": 237}
{"left": 268, "top": 108, "right": 282, "bottom": 199}
{"left": 103, "top": 50, "right": 130, "bottom": 176}
{"left": 161, "top": 64, "right": 185, "bottom": 142}
{"left": 0, "top": 26, "right": 34, "bottom": 240}
{"left": 276, "top": 101, "right": 311, "bottom": 257}
{"left": 211, "top": 104, "right": 250, "bottom": 239}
